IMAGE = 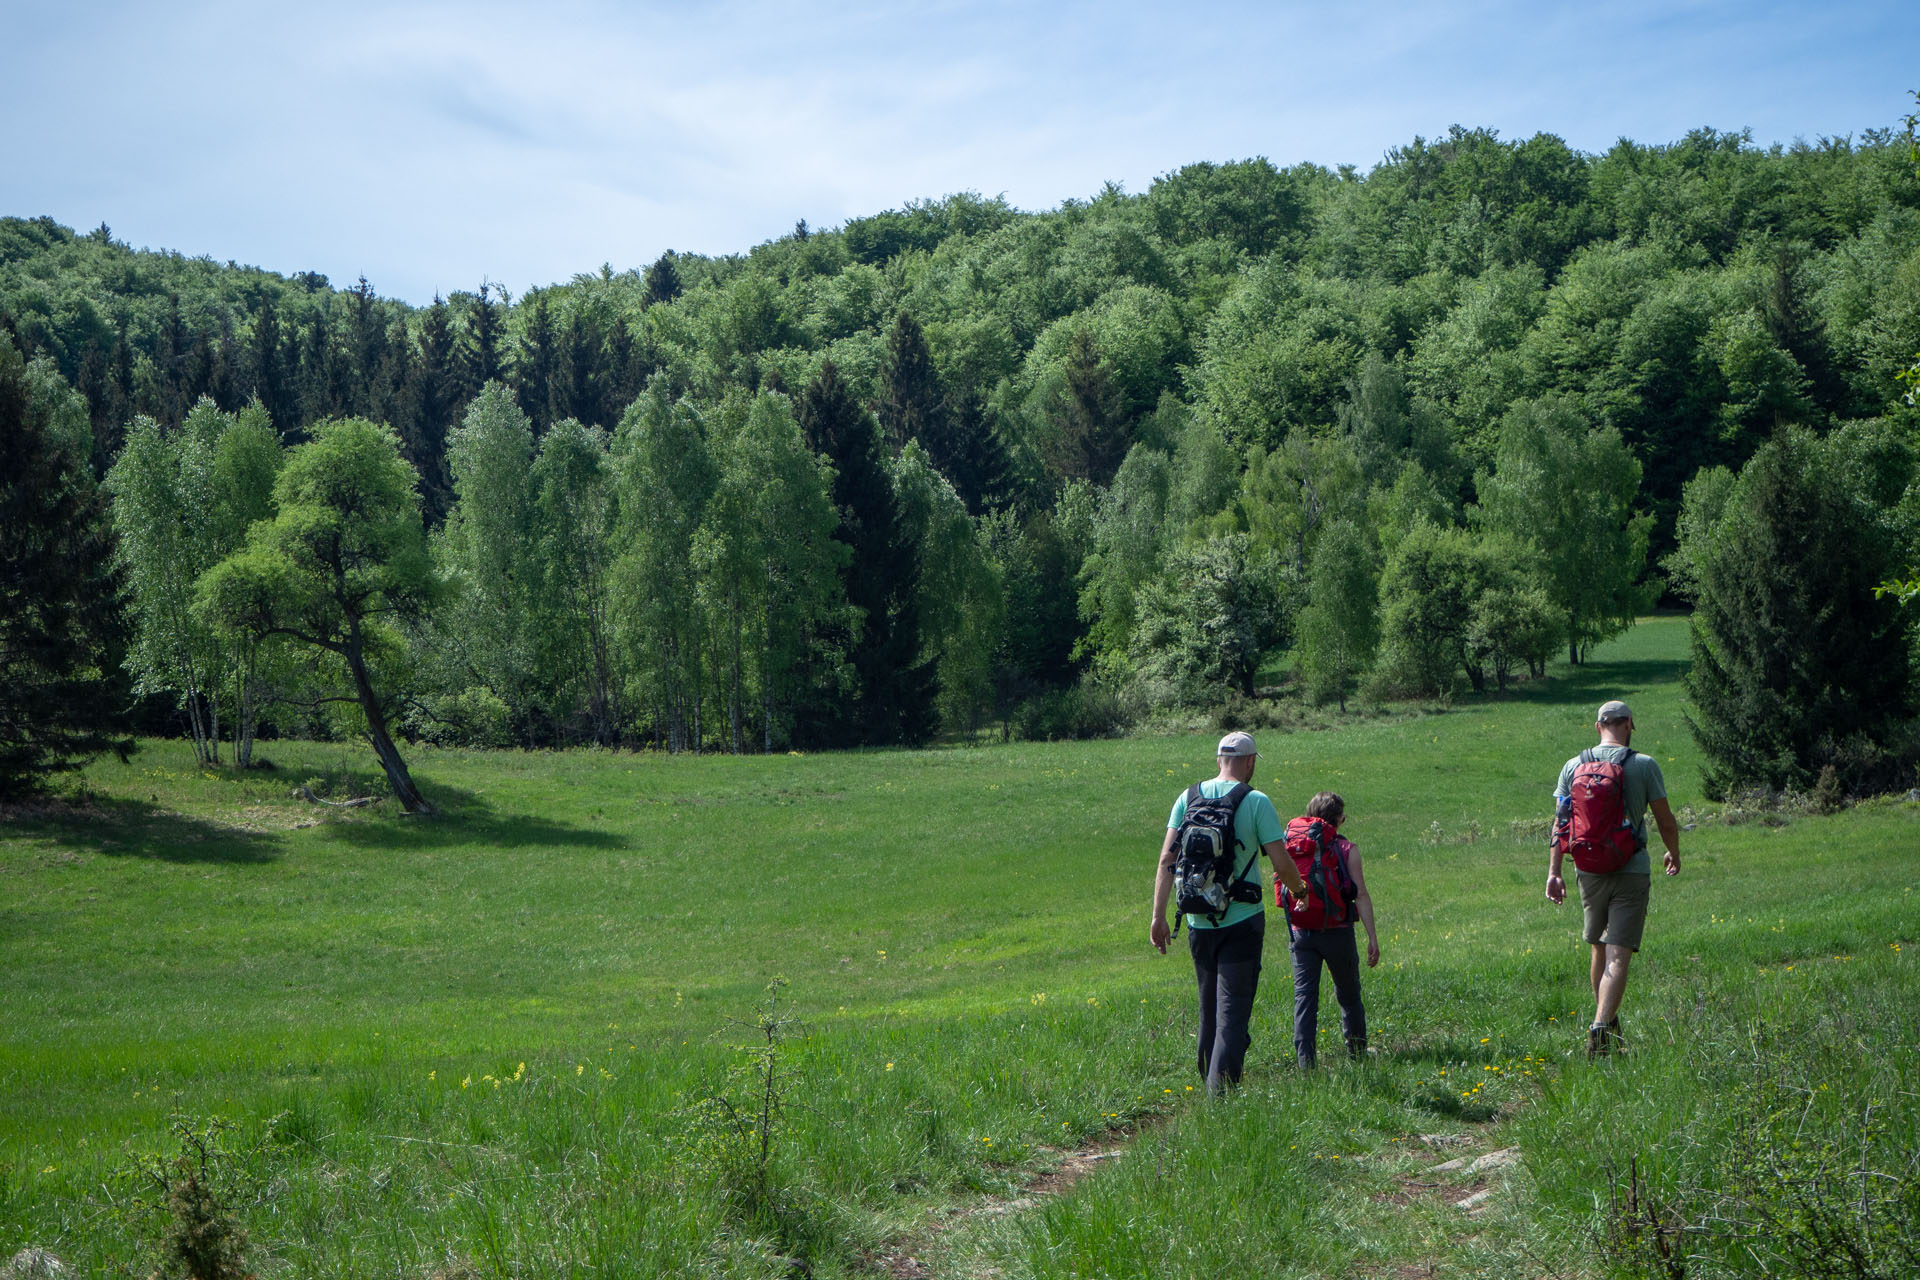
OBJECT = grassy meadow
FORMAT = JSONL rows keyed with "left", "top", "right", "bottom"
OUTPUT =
{"left": 2, "top": 615, "right": 1915, "bottom": 1278}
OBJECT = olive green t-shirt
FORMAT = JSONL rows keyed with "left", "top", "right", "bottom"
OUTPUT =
{"left": 1555, "top": 746, "right": 1667, "bottom": 875}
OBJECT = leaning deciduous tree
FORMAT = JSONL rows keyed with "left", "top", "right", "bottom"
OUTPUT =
{"left": 196, "top": 418, "right": 439, "bottom": 813}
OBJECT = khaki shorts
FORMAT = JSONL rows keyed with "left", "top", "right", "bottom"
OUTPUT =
{"left": 1578, "top": 871, "right": 1651, "bottom": 951}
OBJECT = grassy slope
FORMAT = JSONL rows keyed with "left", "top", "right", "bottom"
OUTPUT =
{"left": 1, "top": 616, "right": 1914, "bottom": 1277}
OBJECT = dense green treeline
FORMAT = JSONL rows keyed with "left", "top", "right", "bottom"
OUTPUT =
{"left": 6, "top": 121, "right": 1920, "bottom": 780}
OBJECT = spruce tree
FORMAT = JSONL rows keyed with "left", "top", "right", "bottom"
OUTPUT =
{"left": 1048, "top": 329, "right": 1130, "bottom": 485}
{"left": 0, "top": 336, "right": 131, "bottom": 797}
{"left": 409, "top": 298, "right": 460, "bottom": 525}
{"left": 877, "top": 311, "right": 942, "bottom": 451}
{"left": 343, "top": 276, "right": 385, "bottom": 418}
{"left": 559, "top": 306, "right": 602, "bottom": 427}
{"left": 797, "top": 361, "right": 935, "bottom": 745}
{"left": 641, "top": 252, "right": 683, "bottom": 309}
{"left": 461, "top": 283, "right": 509, "bottom": 398}
{"left": 296, "top": 313, "right": 343, "bottom": 431}
{"left": 517, "top": 294, "right": 558, "bottom": 433}
{"left": 935, "top": 386, "right": 1013, "bottom": 514}
{"left": 249, "top": 295, "right": 297, "bottom": 437}
{"left": 1686, "top": 428, "right": 1916, "bottom": 797}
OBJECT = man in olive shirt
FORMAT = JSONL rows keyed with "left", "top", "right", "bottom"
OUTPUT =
{"left": 1546, "top": 700, "right": 1682, "bottom": 1057}
{"left": 1151, "top": 731, "right": 1308, "bottom": 1093}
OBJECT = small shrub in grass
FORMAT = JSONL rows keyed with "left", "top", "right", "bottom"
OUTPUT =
{"left": 675, "top": 978, "right": 833, "bottom": 1267}
{"left": 120, "top": 1116, "right": 264, "bottom": 1280}
{"left": 1811, "top": 764, "right": 1847, "bottom": 815}
{"left": 1013, "top": 678, "right": 1139, "bottom": 741}
{"left": 1595, "top": 1065, "right": 1920, "bottom": 1279}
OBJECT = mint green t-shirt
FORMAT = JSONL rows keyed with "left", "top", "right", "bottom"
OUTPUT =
{"left": 1167, "top": 779, "right": 1285, "bottom": 930}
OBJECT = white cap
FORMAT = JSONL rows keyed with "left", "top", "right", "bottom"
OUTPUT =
{"left": 1596, "top": 700, "right": 1632, "bottom": 724}
{"left": 1216, "top": 731, "right": 1258, "bottom": 757}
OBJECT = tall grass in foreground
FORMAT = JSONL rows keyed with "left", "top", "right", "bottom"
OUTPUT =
{"left": 1, "top": 616, "right": 1915, "bottom": 1277}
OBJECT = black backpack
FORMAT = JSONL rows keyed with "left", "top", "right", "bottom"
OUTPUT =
{"left": 1171, "top": 782, "right": 1260, "bottom": 933}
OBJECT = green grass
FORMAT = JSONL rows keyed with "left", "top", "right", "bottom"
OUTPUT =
{"left": 2, "top": 615, "right": 1915, "bottom": 1277}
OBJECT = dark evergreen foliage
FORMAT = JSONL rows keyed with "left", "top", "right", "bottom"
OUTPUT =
{"left": 797, "top": 361, "right": 936, "bottom": 746}
{"left": 1685, "top": 429, "right": 1916, "bottom": 798}
{"left": 518, "top": 293, "right": 558, "bottom": 432}
{"left": 0, "top": 337, "right": 131, "bottom": 796}
{"left": 877, "top": 311, "right": 941, "bottom": 451}
{"left": 409, "top": 296, "right": 460, "bottom": 524}
{"left": 641, "top": 252, "right": 682, "bottom": 308}
{"left": 932, "top": 385, "right": 1013, "bottom": 515}
{"left": 461, "top": 282, "right": 509, "bottom": 398}
{"left": 1048, "top": 329, "right": 1130, "bottom": 485}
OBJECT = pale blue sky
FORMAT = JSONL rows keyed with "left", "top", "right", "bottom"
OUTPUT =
{"left": 2, "top": 0, "right": 1910, "bottom": 304}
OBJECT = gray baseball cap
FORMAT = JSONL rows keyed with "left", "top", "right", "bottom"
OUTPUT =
{"left": 1596, "top": 700, "right": 1632, "bottom": 723}
{"left": 1216, "top": 731, "right": 1259, "bottom": 757}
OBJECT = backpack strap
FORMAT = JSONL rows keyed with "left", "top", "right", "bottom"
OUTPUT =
{"left": 1222, "top": 783, "right": 1258, "bottom": 889}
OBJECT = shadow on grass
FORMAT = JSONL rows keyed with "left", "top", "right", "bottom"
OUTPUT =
{"left": 1, "top": 798, "right": 282, "bottom": 865}
{"left": 317, "top": 780, "right": 628, "bottom": 852}
{"left": 1447, "top": 655, "right": 1692, "bottom": 717}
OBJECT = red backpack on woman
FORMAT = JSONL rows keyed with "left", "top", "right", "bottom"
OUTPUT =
{"left": 1278, "top": 815, "right": 1357, "bottom": 930}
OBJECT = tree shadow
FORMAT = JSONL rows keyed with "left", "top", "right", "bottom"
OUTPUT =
{"left": 1, "top": 798, "right": 282, "bottom": 865}
{"left": 315, "top": 781, "right": 629, "bottom": 852}
{"left": 1459, "top": 656, "right": 1692, "bottom": 715}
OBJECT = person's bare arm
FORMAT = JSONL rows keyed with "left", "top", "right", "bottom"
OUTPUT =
{"left": 1345, "top": 843, "right": 1380, "bottom": 967}
{"left": 1265, "top": 839, "right": 1307, "bottom": 899}
{"left": 1150, "top": 828, "right": 1178, "bottom": 953}
{"left": 1546, "top": 792, "right": 1570, "bottom": 904}
{"left": 1650, "top": 795, "right": 1681, "bottom": 876}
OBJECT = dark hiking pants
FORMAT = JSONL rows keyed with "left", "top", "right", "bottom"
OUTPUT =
{"left": 1189, "top": 911, "right": 1265, "bottom": 1092}
{"left": 1291, "top": 923, "right": 1366, "bottom": 1065}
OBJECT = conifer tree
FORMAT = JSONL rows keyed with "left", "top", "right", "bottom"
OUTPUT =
{"left": 296, "top": 313, "right": 344, "bottom": 431}
{"left": 409, "top": 298, "right": 460, "bottom": 525}
{"left": 641, "top": 252, "right": 683, "bottom": 309}
{"left": 935, "top": 386, "right": 1012, "bottom": 514}
{"left": 249, "top": 295, "right": 297, "bottom": 438}
{"left": 517, "top": 294, "right": 558, "bottom": 433}
{"left": 878, "top": 311, "right": 942, "bottom": 450}
{"left": 1048, "top": 329, "right": 1130, "bottom": 485}
{"left": 1686, "top": 427, "right": 1916, "bottom": 797}
{"left": 0, "top": 336, "right": 131, "bottom": 796}
{"left": 558, "top": 306, "right": 602, "bottom": 427}
{"left": 462, "top": 283, "right": 509, "bottom": 398}
{"left": 371, "top": 315, "right": 415, "bottom": 444}
{"left": 343, "top": 276, "right": 385, "bottom": 418}
{"left": 798, "top": 361, "right": 935, "bottom": 745}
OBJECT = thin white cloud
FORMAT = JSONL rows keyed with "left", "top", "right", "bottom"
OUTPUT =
{"left": 2, "top": 0, "right": 1909, "bottom": 303}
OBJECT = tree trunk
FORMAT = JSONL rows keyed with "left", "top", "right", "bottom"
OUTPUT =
{"left": 343, "top": 640, "right": 431, "bottom": 814}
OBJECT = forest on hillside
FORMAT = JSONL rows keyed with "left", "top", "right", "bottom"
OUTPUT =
{"left": 4, "top": 122, "right": 1919, "bottom": 791}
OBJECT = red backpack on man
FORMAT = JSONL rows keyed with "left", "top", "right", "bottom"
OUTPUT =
{"left": 1559, "top": 748, "right": 1638, "bottom": 874}
{"left": 1278, "top": 815, "right": 1357, "bottom": 930}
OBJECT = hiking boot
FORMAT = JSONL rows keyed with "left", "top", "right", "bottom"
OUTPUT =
{"left": 1345, "top": 1036, "right": 1368, "bottom": 1061}
{"left": 1586, "top": 1024, "right": 1611, "bottom": 1060}
{"left": 1605, "top": 1014, "right": 1626, "bottom": 1055}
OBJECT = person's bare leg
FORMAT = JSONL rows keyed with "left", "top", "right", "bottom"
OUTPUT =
{"left": 1594, "top": 944, "right": 1633, "bottom": 1026}
{"left": 1589, "top": 943, "right": 1606, "bottom": 1005}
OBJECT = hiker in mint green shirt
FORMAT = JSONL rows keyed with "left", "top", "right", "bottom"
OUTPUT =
{"left": 1151, "top": 731, "right": 1307, "bottom": 1093}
